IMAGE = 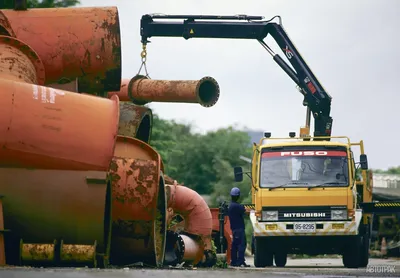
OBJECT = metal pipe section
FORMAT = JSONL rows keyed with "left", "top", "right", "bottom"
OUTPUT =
{"left": 108, "top": 75, "right": 220, "bottom": 107}
{"left": 164, "top": 231, "right": 204, "bottom": 266}
{"left": 109, "top": 136, "right": 167, "bottom": 267}
{"left": 117, "top": 102, "right": 153, "bottom": 144}
{"left": 1, "top": 7, "right": 122, "bottom": 94}
{"left": 165, "top": 184, "right": 213, "bottom": 250}
{"left": 0, "top": 78, "right": 120, "bottom": 171}
{"left": 164, "top": 184, "right": 213, "bottom": 266}
{"left": 0, "top": 35, "right": 45, "bottom": 84}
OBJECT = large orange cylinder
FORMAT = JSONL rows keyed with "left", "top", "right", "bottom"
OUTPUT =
{"left": 108, "top": 75, "right": 220, "bottom": 107}
{"left": 0, "top": 169, "right": 111, "bottom": 265}
{"left": 0, "top": 78, "right": 120, "bottom": 171}
{"left": 1, "top": 7, "right": 122, "bottom": 93}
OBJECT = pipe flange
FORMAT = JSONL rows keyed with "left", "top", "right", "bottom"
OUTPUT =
{"left": 127, "top": 74, "right": 149, "bottom": 105}
{"left": 0, "top": 35, "right": 46, "bottom": 85}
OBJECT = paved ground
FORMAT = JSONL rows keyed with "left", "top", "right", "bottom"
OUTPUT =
{"left": 0, "top": 257, "right": 399, "bottom": 278}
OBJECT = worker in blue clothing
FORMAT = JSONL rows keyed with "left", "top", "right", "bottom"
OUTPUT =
{"left": 228, "top": 187, "right": 250, "bottom": 267}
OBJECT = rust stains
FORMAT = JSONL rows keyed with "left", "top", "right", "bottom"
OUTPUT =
{"left": 110, "top": 158, "right": 158, "bottom": 210}
{"left": 2, "top": 7, "right": 122, "bottom": 93}
{"left": 117, "top": 102, "right": 152, "bottom": 139}
{"left": 20, "top": 240, "right": 56, "bottom": 265}
{"left": 60, "top": 240, "right": 97, "bottom": 267}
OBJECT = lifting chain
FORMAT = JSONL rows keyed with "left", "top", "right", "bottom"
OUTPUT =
{"left": 137, "top": 43, "right": 151, "bottom": 78}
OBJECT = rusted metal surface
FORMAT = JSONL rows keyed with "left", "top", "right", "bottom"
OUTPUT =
{"left": 0, "top": 35, "right": 45, "bottom": 85}
{"left": 0, "top": 197, "right": 5, "bottom": 266}
{"left": 180, "top": 234, "right": 204, "bottom": 265}
{"left": 110, "top": 137, "right": 166, "bottom": 267}
{"left": 20, "top": 240, "right": 56, "bottom": 265}
{"left": 164, "top": 231, "right": 204, "bottom": 266}
{"left": 165, "top": 184, "right": 213, "bottom": 250}
{"left": 210, "top": 208, "right": 232, "bottom": 264}
{"left": 118, "top": 102, "right": 153, "bottom": 143}
{"left": 2, "top": 7, "right": 122, "bottom": 94}
{"left": 0, "top": 169, "right": 110, "bottom": 265}
{"left": 60, "top": 240, "right": 97, "bottom": 267}
{"left": 0, "top": 78, "right": 120, "bottom": 171}
{"left": 108, "top": 75, "right": 220, "bottom": 107}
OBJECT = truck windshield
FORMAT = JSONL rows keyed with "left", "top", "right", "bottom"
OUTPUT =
{"left": 259, "top": 148, "right": 349, "bottom": 188}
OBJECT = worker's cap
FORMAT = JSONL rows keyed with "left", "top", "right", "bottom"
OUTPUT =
{"left": 230, "top": 187, "right": 241, "bottom": 196}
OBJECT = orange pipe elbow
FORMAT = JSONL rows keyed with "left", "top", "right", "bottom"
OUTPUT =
{"left": 0, "top": 78, "right": 120, "bottom": 171}
{"left": 165, "top": 184, "right": 213, "bottom": 250}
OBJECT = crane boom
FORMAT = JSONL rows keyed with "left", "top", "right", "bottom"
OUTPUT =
{"left": 140, "top": 14, "right": 333, "bottom": 139}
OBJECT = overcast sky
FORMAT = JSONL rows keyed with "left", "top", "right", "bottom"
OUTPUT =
{"left": 79, "top": 0, "right": 399, "bottom": 170}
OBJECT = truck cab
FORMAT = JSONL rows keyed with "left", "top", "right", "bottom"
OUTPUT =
{"left": 234, "top": 132, "right": 371, "bottom": 269}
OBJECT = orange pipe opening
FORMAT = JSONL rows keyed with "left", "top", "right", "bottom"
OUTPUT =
{"left": 108, "top": 75, "right": 220, "bottom": 107}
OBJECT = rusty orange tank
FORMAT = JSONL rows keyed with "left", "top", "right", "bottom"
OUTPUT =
{"left": 109, "top": 136, "right": 166, "bottom": 267}
{"left": 1, "top": 7, "right": 122, "bottom": 94}
{"left": 0, "top": 78, "right": 120, "bottom": 171}
{"left": 108, "top": 75, "right": 220, "bottom": 107}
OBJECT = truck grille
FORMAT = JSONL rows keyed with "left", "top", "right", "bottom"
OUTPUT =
{"left": 262, "top": 206, "right": 347, "bottom": 222}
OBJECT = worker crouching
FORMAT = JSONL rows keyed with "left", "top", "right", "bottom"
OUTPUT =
{"left": 228, "top": 187, "right": 250, "bottom": 267}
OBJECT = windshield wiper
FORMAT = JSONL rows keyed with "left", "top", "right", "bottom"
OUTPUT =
{"left": 269, "top": 182, "right": 309, "bottom": 191}
{"left": 308, "top": 182, "right": 347, "bottom": 190}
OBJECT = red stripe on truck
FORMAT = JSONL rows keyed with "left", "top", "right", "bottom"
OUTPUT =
{"left": 261, "top": 151, "right": 347, "bottom": 158}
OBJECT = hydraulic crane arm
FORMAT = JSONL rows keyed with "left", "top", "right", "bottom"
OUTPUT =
{"left": 140, "top": 14, "right": 333, "bottom": 138}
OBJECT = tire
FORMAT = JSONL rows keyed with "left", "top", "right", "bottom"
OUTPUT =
{"left": 274, "top": 251, "right": 287, "bottom": 267}
{"left": 254, "top": 237, "right": 273, "bottom": 267}
{"left": 342, "top": 237, "right": 361, "bottom": 268}
{"left": 358, "top": 232, "right": 370, "bottom": 267}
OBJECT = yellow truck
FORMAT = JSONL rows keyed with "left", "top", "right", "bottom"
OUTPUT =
{"left": 234, "top": 134, "right": 374, "bottom": 268}
{"left": 138, "top": 12, "right": 400, "bottom": 268}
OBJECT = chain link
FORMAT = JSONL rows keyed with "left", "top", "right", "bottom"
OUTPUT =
{"left": 137, "top": 43, "right": 151, "bottom": 78}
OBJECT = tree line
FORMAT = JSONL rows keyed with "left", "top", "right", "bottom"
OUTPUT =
{"left": 150, "top": 114, "right": 253, "bottom": 207}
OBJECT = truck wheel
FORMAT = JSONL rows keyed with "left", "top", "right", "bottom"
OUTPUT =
{"left": 274, "top": 251, "right": 287, "bottom": 267}
{"left": 343, "top": 237, "right": 361, "bottom": 268}
{"left": 358, "top": 234, "right": 370, "bottom": 267}
{"left": 254, "top": 237, "right": 273, "bottom": 267}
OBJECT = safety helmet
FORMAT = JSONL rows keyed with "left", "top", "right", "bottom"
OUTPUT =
{"left": 230, "top": 187, "right": 241, "bottom": 196}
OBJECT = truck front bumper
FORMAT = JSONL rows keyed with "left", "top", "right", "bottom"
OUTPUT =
{"left": 250, "top": 210, "right": 362, "bottom": 237}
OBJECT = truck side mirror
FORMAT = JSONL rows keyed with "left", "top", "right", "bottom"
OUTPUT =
{"left": 360, "top": 154, "right": 368, "bottom": 170}
{"left": 233, "top": 166, "right": 243, "bottom": 182}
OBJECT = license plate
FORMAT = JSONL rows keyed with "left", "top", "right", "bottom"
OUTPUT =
{"left": 294, "top": 222, "right": 316, "bottom": 233}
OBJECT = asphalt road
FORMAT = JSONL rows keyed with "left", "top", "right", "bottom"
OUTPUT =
{"left": 0, "top": 257, "right": 399, "bottom": 278}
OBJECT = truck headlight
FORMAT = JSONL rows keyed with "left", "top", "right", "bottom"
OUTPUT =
{"left": 331, "top": 209, "right": 347, "bottom": 220}
{"left": 262, "top": 211, "right": 278, "bottom": 221}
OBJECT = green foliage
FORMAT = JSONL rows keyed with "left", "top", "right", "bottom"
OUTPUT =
{"left": 0, "top": 0, "right": 79, "bottom": 9}
{"left": 150, "top": 114, "right": 253, "bottom": 196}
{"left": 373, "top": 166, "right": 400, "bottom": 174}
